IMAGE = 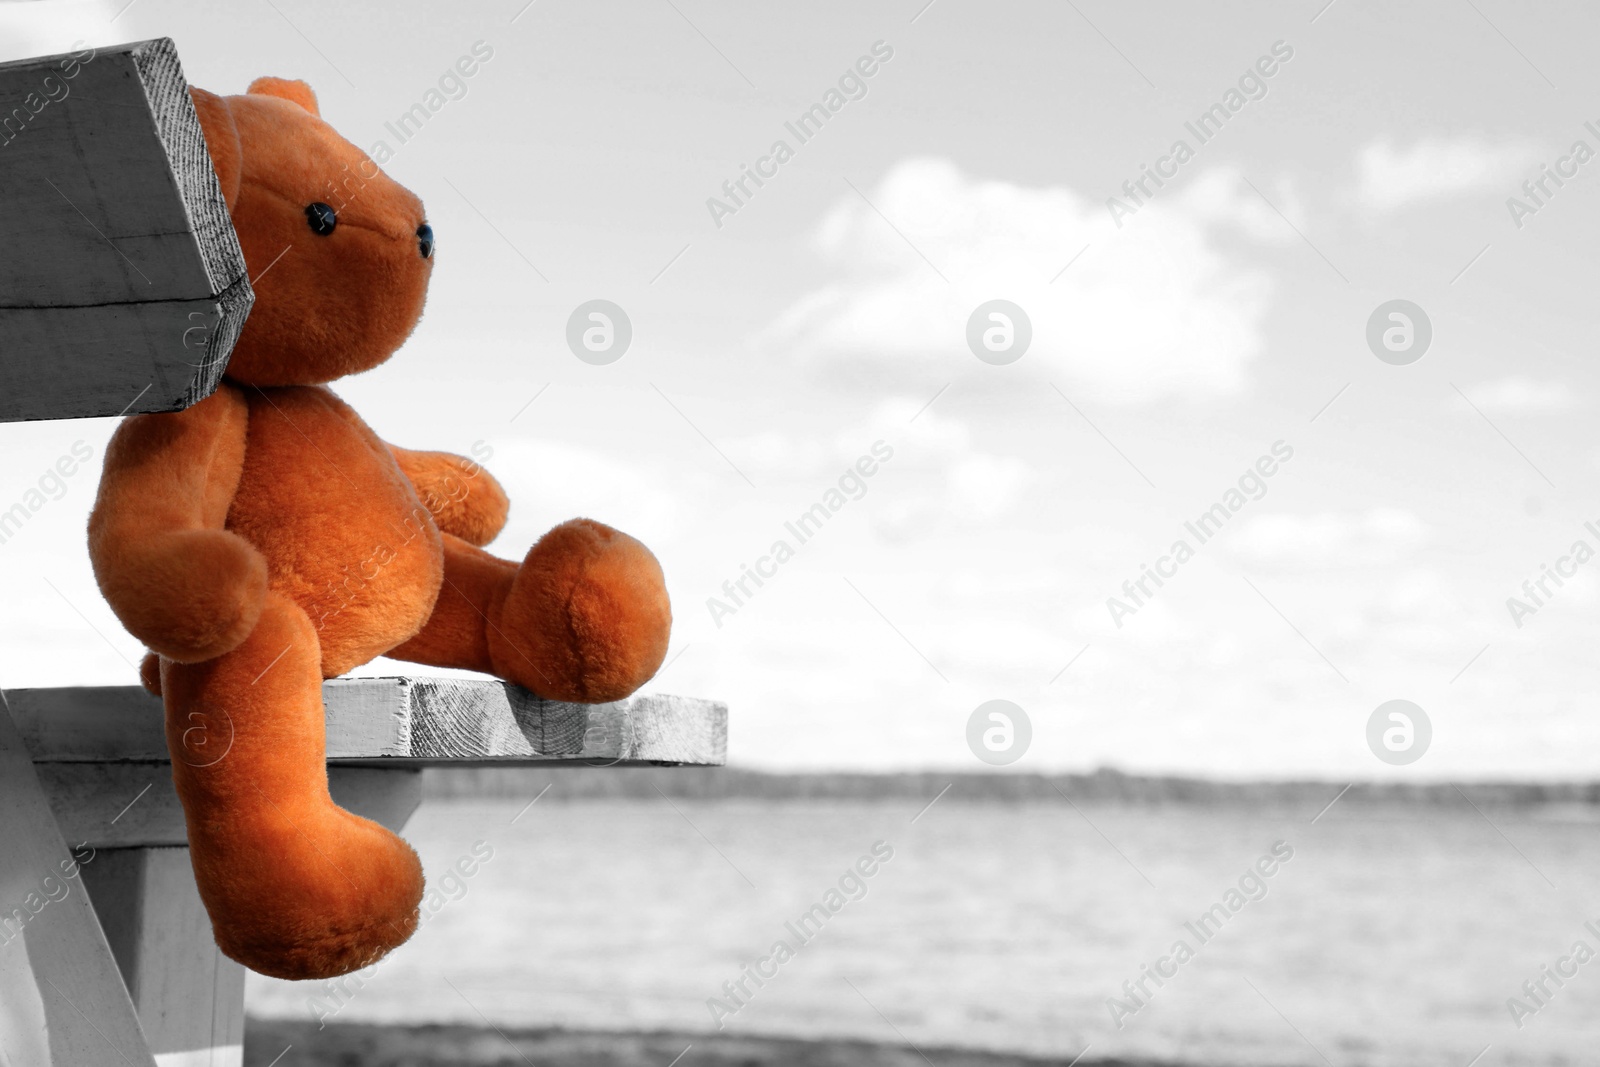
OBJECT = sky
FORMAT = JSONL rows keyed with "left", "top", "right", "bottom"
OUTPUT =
{"left": 4, "top": 0, "right": 1600, "bottom": 778}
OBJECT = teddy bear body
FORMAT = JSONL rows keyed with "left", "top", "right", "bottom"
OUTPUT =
{"left": 87, "top": 78, "right": 672, "bottom": 980}
{"left": 228, "top": 384, "right": 445, "bottom": 674}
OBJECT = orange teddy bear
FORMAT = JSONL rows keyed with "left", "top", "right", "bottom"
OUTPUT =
{"left": 87, "top": 78, "right": 672, "bottom": 980}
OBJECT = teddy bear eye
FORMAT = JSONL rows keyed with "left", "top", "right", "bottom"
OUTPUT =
{"left": 304, "top": 202, "right": 338, "bottom": 236}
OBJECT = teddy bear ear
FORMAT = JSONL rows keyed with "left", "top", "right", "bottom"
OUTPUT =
{"left": 189, "top": 88, "right": 242, "bottom": 210}
{"left": 246, "top": 77, "right": 320, "bottom": 117}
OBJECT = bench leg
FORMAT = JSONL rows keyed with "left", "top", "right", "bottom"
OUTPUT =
{"left": 81, "top": 848, "right": 245, "bottom": 1067}
{"left": 69, "top": 772, "right": 423, "bottom": 1065}
{"left": 0, "top": 699, "right": 157, "bottom": 1066}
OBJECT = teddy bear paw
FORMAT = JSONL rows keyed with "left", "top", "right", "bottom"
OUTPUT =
{"left": 104, "top": 529, "right": 269, "bottom": 664}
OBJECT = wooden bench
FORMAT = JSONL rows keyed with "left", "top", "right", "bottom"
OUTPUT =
{"left": 0, "top": 682, "right": 726, "bottom": 1066}
{"left": 0, "top": 36, "right": 726, "bottom": 1067}
{"left": 0, "top": 37, "right": 252, "bottom": 422}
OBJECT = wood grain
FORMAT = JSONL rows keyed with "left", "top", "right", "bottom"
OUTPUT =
{"left": 80, "top": 848, "right": 244, "bottom": 1067}
{"left": 0, "top": 702, "right": 157, "bottom": 1066}
{"left": 11, "top": 677, "right": 729, "bottom": 767}
{"left": 0, "top": 37, "right": 252, "bottom": 422}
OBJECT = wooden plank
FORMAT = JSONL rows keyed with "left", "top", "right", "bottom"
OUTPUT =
{"left": 35, "top": 764, "right": 422, "bottom": 850}
{"left": 0, "top": 37, "right": 251, "bottom": 422}
{"left": 0, "top": 701, "right": 157, "bottom": 1066}
{"left": 10, "top": 678, "right": 729, "bottom": 767}
{"left": 80, "top": 848, "right": 244, "bottom": 1067}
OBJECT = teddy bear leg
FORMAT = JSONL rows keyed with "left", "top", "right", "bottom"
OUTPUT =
{"left": 389, "top": 522, "right": 671, "bottom": 703}
{"left": 161, "top": 590, "right": 423, "bottom": 980}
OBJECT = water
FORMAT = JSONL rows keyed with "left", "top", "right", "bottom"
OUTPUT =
{"left": 247, "top": 797, "right": 1600, "bottom": 1065}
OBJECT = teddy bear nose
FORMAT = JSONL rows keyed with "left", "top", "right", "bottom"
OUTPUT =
{"left": 416, "top": 223, "right": 434, "bottom": 259}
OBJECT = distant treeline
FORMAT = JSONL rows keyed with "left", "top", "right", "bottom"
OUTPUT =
{"left": 422, "top": 765, "right": 1600, "bottom": 807}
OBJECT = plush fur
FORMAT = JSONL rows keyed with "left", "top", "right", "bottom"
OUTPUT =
{"left": 87, "top": 79, "right": 671, "bottom": 981}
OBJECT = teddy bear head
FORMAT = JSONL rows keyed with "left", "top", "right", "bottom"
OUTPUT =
{"left": 192, "top": 78, "right": 434, "bottom": 386}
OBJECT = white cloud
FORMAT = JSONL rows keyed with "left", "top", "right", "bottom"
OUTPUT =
{"left": 1181, "top": 167, "right": 1306, "bottom": 243}
{"left": 722, "top": 398, "right": 1001, "bottom": 478}
{"left": 758, "top": 157, "right": 1276, "bottom": 406}
{"left": 872, "top": 454, "right": 1034, "bottom": 542}
{"left": 481, "top": 437, "right": 687, "bottom": 550}
{"left": 1225, "top": 509, "right": 1429, "bottom": 570}
{"left": 726, "top": 399, "right": 1036, "bottom": 541}
{"left": 1454, "top": 376, "right": 1575, "bottom": 414}
{"left": 720, "top": 429, "right": 832, "bottom": 482}
{"left": 855, "top": 401, "right": 1034, "bottom": 539}
{"left": 723, "top": 396, "right": 962, "bottom": 480}
{"left": 947, "top": 455, "right": 1031, "bottom": 521}
{"left": 1353, "top": 137, "right": 1530, "bottom": 212}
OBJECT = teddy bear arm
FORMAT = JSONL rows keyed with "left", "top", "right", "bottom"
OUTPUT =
{"left": 387, "top": 444, "right": 509, "bottom": 548}
{"left": 89, "top": 386, "right": 269, "bottom": 664}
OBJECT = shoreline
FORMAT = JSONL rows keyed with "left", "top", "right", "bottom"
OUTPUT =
{"left": 243, "top": 1018, "right": 1168, "bottom": 1067}
{"left": 422, "top": 764, "right": 1600, "bottom": 807}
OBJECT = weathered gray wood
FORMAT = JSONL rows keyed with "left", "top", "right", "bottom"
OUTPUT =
{"left": 0, "top": 701, "right": 157, "bottom": 1066}
{"left": 11, "top": 677, "right": 729, "bottom": 767}
{"left": 80, "top": 848, "right": 243, "bottom": 1067}
{"left": 36, "top": 764, "right": 422, "bottom": 850}
{"left": 0, "top": 37, "right": 252, "bottom": 422}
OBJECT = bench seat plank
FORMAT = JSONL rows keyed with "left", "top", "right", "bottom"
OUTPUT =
{"left": 10, "top": 677, "right": 728, "bottom": 767}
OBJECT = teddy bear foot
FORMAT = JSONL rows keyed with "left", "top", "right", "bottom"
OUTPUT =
{"left": 200, "top": 807, "right": 424, "bottom": 980}
{"left": 488, "top": 518, "right": 671, "bottom": 703}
